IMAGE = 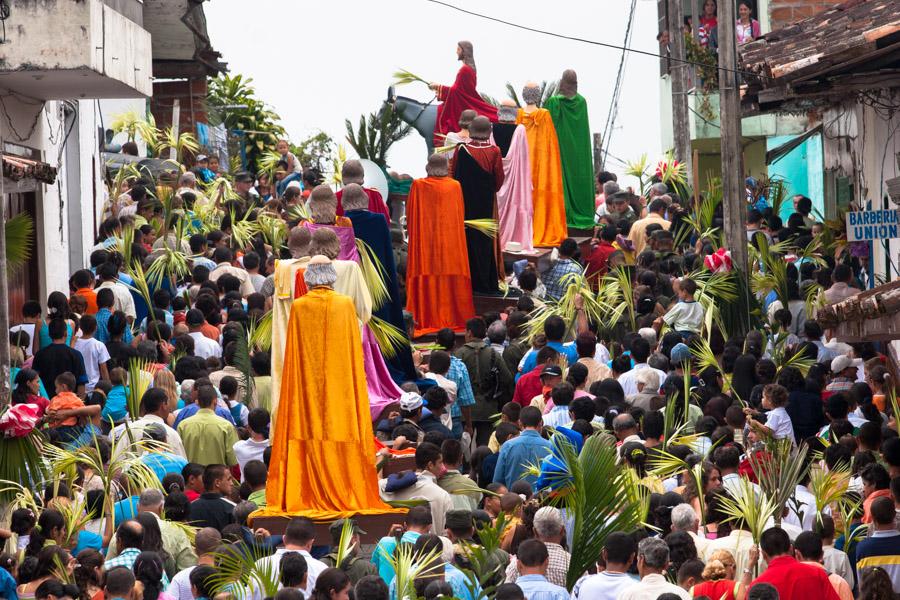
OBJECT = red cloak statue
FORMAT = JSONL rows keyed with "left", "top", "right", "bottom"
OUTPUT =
{"left": 434, "top": 64, "right": 498, "bottom": 146}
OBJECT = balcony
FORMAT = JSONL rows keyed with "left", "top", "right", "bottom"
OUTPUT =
{"left": 0, "top": 0, "right": 153, "bottom": 100}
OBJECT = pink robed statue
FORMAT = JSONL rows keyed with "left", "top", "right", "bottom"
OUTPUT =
{"left": 492, "top": 103, "right": 534, "bottom": 253}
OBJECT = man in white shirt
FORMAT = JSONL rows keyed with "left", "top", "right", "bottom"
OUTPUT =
{"left": 112, "top": 387, "right": 187, "bottom": 458}
{"left": 543, "top": 384, "right": 575, "bottom": 430}
{"left": 97, "top": 262, "right": 136, "bottom": 321}
{"left": 208, "top": 246, "right": 255, "bottom": 297}
{"left": 378, "top": 442, "right": 453, "bottom": 533}
{"left": 617, "top": 338, "right": 666, "bottom": 397}
{"left": 233, "top": 408, "right": 271, "bottom": 479}
{"left": 186, "top": 309, "right": 222, "bottom": 360}
{"left": 620, "top": 537, "right": 690, "bottom": 600}
{"left": 250, "top": 517, "right": 327, "bottom": 600}
{"left": 671, "top": 504, "right": 710, "bottom": 558}
{"left": 166, "top": 527, "right": 220, "bottom": 600}
{"left": 573, "top": 532, "right": 638, "bottom": 600}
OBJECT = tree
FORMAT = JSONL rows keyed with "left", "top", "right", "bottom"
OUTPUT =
{"left": 291, "top": 131, "right": 336, "bottom": 173}
{"left": 207, "top": 74, "right": 285, "bottom": 173}
{"left": 344, "top": 105, "right": 411, "bottom": 168}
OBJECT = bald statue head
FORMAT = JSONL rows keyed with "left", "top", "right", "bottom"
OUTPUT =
{"left": 458, "top": 109, "right": 477, "bottom": 131}
{"left": 287, "top": 226, "right": 312, "bottom": 259}
{"left": 522, "top": 82, "right": 542, "bottom": 106}
{"left": 470, "top": 116, "right": 492, "bottom": 141}
{"left": 308, "top": 227, "right": 341, "bottom": 260}
{"left": 498, "top": 98, "right": 518, "bottom": 124}
{"left": 425, "top": 153, "right": 450, "bottom": 178}
{"left": 309, "top": 185, "right": 338, "bottom": 224}
{"left": 341, "top": 160, "right": 365, "bottom": 185}
{"left": 559, "top": 69, "right": 578, "bottom": 98}
{"left": 341, "top": 183, "right": 369, "bottom": 212}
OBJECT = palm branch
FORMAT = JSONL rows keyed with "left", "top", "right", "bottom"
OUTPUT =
{"left": 285, "top": 203, "right": 310, "bottom": 223}
{"left": 716, "top": 477, "right": 779, "bottom": 548}
{"left": 209, "top": 543, "right": 280, "bottom": 600}
{"left": 625, "top": 154, "right": 650, "bottom": 196}
{"left": 256, "top": 149, "right": 283, "bottom": 182}
{"left": 203, "top": 177, "right": 240, "bottom": 208}
{"left": 808, "top": 464, "right": 849, "bottom": 524}
{"left": 5, "top": 213, "right": 34, "bottom": 268}
{"left": 248, "top": 310, "right": 273, "bottom": 352}
{"left": 385, "top": 542, "right": 445, "bottom": 600}
{"left": 126, "top": 358, "right": 153, "bottom": 420}
{"left": 156, "top": 127, "right": 200, "bottom": 163}
{"left": 747, "top": 438, "right": 808, "bottom": 527}
{"left": 778, "top": 347, "right": 816, "bottom": 378}
{"left": 356, "top": 239, "right": 391, "bottom": 312}
{"left": 464, "top": 219, "right": 499, "bottom": 239}
{"left": 392, "top": 69, "right": 430, "bottom": 87}
{"left": 525, "top": 270, "right": 623, "bottom": 342}
{"left": 256, "top": 213, "right": 287, "bottom": 252}
{"left": 233, "top": 323, "right": 256, "bottom": 406}
{"left": 458, "top": 515, "right": 509, "bottom": 599}
{"left": 229, "top": 209, "right": 261, "bottom": 251}
{"left": 145, "top": 247, "right": 191, "bottom": 289}
{"left": 369, "top": 316, "right": 410, "bottom": 360}
{"left": 57, "top": 495, "right": 92, "bottom": 547}
{"left": 536, "top": 433, "right": 644, "bottom": 588}
{"left": 0, "top": 428, "right": 48, "bottom": 505}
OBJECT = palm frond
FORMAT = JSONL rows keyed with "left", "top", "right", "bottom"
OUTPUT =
{"left": 334, "top": 518, "right": 356, "bottom": 568}
{"left": 126, "top": 358, "right": 153, "bottom": 420}
{"left": 385, "top": 542, "right": 445, "bottom": 600}
{"left": 748, "top": 438, "right": 809, "bottom": 526}
{"left": 285, "top": 203, "right": 311, "bottom": 223}
{"left": 537, "top": 433, "right": 644, "bottom": 588}
{"left": 808, "top": 464, "right": 850, "bottom": 524}
{"left": 392, "top": 69, "right": 430, "bottom": 87}
{"left": 209, "top": 543, "right": 280, "bottom": 600}
{"left": 249, "top": 310, "right": 273, "bottom": 352}
{"left": 464, "top": 219, "right": 499, "bottom": 239}
{"left": 57, "top": 495, "right": 91, "bottom": 547}
{"left": 356, "top": 238, "right": 391, "bottom": 312}
{"left": 369, "top": 316, "right": 410, "bottom": 360}
{"left": 717, "top": 477, "right": 779, "bottom": 548}
{"left": 5, "top": 213, "right": 34, "bottom": 268}
{"left": 233, "top": 323, "right": 256, "bottom": 406}
{"left": 145, "top": 246, "right": 191, "bottom": 289}
{"left": 0, "top": 428, "right": 48, "bottom": 505}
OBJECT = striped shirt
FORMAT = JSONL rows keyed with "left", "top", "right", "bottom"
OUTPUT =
{"left": 855, "top": 529, "right": 900, "bottom": 592}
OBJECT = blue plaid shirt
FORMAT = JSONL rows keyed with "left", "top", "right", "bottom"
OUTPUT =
{"left": 541, "top": 259, "right": 583, "bottom": 301}
{"left": 447, "top": 356, "right": 475, "bottom": 419}
{"left": 515, "top": 574, "right": 570, "bottom": 600}
{"left": 95, "top": 308, "right": 133, "bottom": 344}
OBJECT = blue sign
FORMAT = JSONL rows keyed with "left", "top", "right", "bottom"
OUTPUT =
{"left": 846, "top": 209, "right": 900, "bottom": 242}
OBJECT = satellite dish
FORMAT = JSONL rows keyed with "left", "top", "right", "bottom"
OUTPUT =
{"left": 359, "top": 159, "right": 390, "bottom": 204}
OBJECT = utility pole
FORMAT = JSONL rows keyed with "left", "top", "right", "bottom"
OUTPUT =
{"left": 717, "top": 0, "right": 748, "bottom": 278}
{"left": 0, "top": 134, "right": 10, "bottom": 406}
{"left": 669, "top": 0, "right": 693, "bottom": 185}
{"left": 593, "top": 133, "right": 603, "bottom": 174}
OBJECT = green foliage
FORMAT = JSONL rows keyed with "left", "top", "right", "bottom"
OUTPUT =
{"left": 345, "top": 105, "right": 411, "bottom": 168}
{"left": 458, "top": 513, "right": 509, "bottom": 600}
{"left": 292, "top": 130, "right": 337, "bottom": 173}
{"left": 536, "top": 433, "right": 644, "bottom": 589}
{"left": 0, "top": 427, "right": 47, "bottom": 505}
{"left": 209, "top": 543, "right": 279, "bottom": 600}
{"left": 503, "top": 80, "right": 559, "bottom": 108}
{"left": 5, "top": 213, "right": 34, "bottom": 268}
{"left": 208, "top": 74, "right": 285, "bottom": 173}
{"left": 748, "top": 438, "right": 809, "bottom": 526}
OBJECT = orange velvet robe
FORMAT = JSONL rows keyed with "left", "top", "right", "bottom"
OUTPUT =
{"left": 405, "top": 176, "right": 476, "bottom": 337}
{"left": 259, "top": 287, "right": 402, "bottom": 519}
{"left": 517, "top": 108, "right": 567, "bottom": 247}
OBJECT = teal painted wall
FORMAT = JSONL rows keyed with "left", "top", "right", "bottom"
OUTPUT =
{"left": 767, "top": 133, "right": 825, "bottom": 222}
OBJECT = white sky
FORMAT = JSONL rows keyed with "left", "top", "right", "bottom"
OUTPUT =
{"left": 205, "top": 0, "right": 663, "bottom": 181}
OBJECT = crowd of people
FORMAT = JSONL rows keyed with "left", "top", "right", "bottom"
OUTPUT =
{"left": 0, "top": 74, "right": 895, "bottom": 600}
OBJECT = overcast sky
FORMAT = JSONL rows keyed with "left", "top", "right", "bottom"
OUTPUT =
{"left": 206, "top": 0, "right": 663, "bottom": 181}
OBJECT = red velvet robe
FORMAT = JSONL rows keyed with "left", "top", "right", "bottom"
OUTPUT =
{"left": 435, "top": 64, "right": 498, "bottom": 146}
{"left": 335, "top": 187, "right": 391, "bottom": 223}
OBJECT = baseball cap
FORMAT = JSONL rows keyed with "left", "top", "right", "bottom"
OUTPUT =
{"left": 399, "top": 391, "right": 424, "bottom": 412}
{"left": 196, "top": 154, "right": 208, "bottom": 162}
{"left": 445, "top": 509, "right": 474, "bottom": 531}
{"left": 831, "top": 355, "right": 862, "bottom": 374}
{"left": 540, "top": 365, "right": 563, "bottom": 378}
{"left": 234, "top": 171, "right": 253, "bottom": 183}
{"left": 329, "top": 518, "right": 366, "bottom": 543}
{"left": 670, "top": 343, "right": 693, "bottom": 365}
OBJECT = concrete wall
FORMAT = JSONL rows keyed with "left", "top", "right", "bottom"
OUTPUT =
{"left": 0, "top": 0, "right": 152, "bottom": 98}
{"left": 1, "top": 96, "right": 106, "bottom": 303}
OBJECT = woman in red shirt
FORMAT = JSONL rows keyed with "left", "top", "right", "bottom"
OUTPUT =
{"left": 692, "top": 548, "right": 757, "bottom": 600}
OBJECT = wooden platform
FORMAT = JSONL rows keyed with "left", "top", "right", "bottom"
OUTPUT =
{"left": 251, "top": 510, "right": 408, "bottom": 544}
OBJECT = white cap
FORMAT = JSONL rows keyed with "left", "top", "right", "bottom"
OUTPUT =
{"left": 831, "top": 355, "right": 862, "bottom": 374}
{"left": 286, "top": 180, "right": 302, "bottom": 191}
{"left": 399, "top": 391, "right": 424, "bottom": 412}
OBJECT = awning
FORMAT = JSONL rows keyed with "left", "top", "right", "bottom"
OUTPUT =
{"left": 2, "top": 153, "right": 58, "bottom": 185}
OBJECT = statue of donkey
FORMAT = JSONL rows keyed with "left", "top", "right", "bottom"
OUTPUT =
{"left": 383, "top": 86, "right": 437, "bottom": 156}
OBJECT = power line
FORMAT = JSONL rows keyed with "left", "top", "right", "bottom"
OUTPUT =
{"left": 423, "top": 0, "right": 764, "bottom": 79}
{"left": 600, "top": 0, "right": 637, "bottom": 169}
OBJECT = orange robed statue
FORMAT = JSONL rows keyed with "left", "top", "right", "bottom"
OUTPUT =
{"left": 405, "top": 153, "right": 476, "bottom": 336}
{"left": 517, "top": 82, "right": 567, "bottom": 248}
{"left": 260, "top": 255, "right": 402, "bottom": 520}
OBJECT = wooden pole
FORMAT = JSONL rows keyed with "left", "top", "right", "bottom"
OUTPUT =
{"left": 718, "top": 0, "right": 748, "bottom": 278}
{"left": 0, "top": 134, "right": 10, "bottom": 406}
{"left": 669, "top": 0, "right": 693, "bottom": 185}
{"left": 593, "top": 133, "right": 603, "bottom": 173}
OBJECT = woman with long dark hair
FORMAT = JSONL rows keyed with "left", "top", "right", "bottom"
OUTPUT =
{"left": 310, "top": 568, "right": 350, "bottom": 600}
{"left": 132, "top": 551, "right": 172, "bottom": 600}
{"left": 24, "top": 510, "right": 65, "bottom": 559}
{"left": 134, "top": 513, "right": 173, "bottom": 578}
{"left": 37, "top": 292, "right": 76, "bottom": 352}
{"left": 16, "top": 546, "right": 72, "bottom": 600}
{"left": 73, "top": 549, "right": 104, "bottom": 600}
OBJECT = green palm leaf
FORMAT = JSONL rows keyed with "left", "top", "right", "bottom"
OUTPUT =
{"left": 356, "top": 238, "right": 390, "bottom": 312}
{"left": 747, "top": 438, "right": 808, "bottom": 527}
{"left": 5, "top": 213, "right": 34, "bottom": 268}
{"left": 0, "top": 427, "right": 48, "bottom": 505}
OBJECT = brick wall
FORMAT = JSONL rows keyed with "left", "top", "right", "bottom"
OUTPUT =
{"left": 768, "top": 0, "right": 833, "bottom": 30}
{"left": 150, "top": 78, "right": 209, "bottom": 135}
